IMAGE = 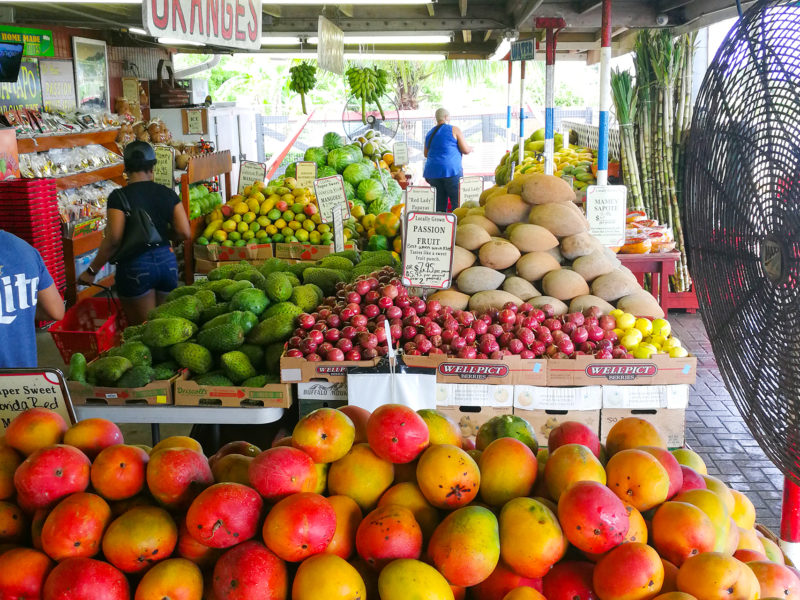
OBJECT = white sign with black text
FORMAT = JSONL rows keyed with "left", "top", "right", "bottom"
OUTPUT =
{"left": 459, "top": 176, "right": 484, "bottom": 207}
{"left": 405, "top": 186, "right": 436, "bottom": 213}
{"left": 393, "top": 141, "right": 409, "bottom": 167}
{"left": 402, "top": 212, "right": 457, "bottom": 289}
{"left": 586, "top": 185, "right": 628, "bottom": 247}
{"left": 237, "top": 161, "right": 266, "bottom": 195}
{"left": 314, "top": 175, "right": 350, "bottom": 224}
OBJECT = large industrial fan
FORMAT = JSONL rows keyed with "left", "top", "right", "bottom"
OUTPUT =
{"left": 342, "top": 93, "right": 401, "bottom": 142}
{"left": 683, "top": 0, "right": 800, "bottom": 536}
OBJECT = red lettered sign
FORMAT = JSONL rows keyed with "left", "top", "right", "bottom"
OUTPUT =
{"left": 143, "top": 0, "right": 262, "bottom": 50}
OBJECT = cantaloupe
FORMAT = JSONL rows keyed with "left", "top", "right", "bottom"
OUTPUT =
{"left": 541, "top": 269, "right": 590, "bottom": 301}
{"left": 484, "top": 194, "right": 531, "bottom": 227}
{"left": 478, "top": 240, "right": 521, "bottom": 270}
{"left": 520, "top": 173, "right": 576, "bottom": 205}
{"left": 508, "top": 223, "right": 559, "bottom": 253}
{"left": 456, "top": 266, "right": 505, "bottom": 294}
{"left": 502, "top": 276, "right": 540, "bottom": 300}
{"left": 455, "top": 224, "right": 491, "bottom": 250}
{"left": 572, "top": 251, "right": 617, "bottom": 282}
{"left": 569, "top": 295, "right": 615, "bottom": 315}
{"left": 468, "top": 290, "right": 523, "bottom": 313}
{"left": 429, "top": 289, "right": 471, "bottom": 311}
{"left": 528, "top": 202, "right": 589, "bottom": 237}
{"left": 590, "top": 269, "right": 643, "bottom": 302}
{"left": 616, "top": 292, "right": 665, "bottom": 318}
{"left": 452, "top": 246, "right": 477, "bottom": 278}
{"left": 460, "top": 215, "right": 501, "bottom": 237}
{"left": 528, "top": 295, "right": 569, "bottom": 315}
{"left": 560, "top": 231, "right": 601, "bottom": 260}
{"left": 516, "top": 251, "right": 561, "bottom": 282}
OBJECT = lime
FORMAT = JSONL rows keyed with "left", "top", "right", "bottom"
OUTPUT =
{"left": 222, "top": 240, "right": 234, "bottom": 247}
{"left": 273, "top": 233, "right": 285, "bottom": 242}
{"left": 249, "top": 222, "right": 261, "bottom": 232}
{"left": 242, "top": 231, "right": 255, "bottom": 241}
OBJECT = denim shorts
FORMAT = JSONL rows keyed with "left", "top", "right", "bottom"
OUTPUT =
{"left": 115, "top": 245, "right": 179, "bottom": 299}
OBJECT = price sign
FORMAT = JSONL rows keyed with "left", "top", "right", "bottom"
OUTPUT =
{"left": 153, "top": 146, "right": 175, "bottom": 188}
{"left": 237, "top": 160, "right": 267, "bottom": 195}
{"left": 401, "top": 212, "right": 457, "bottom": 289}
{"left": 295, "top": 161, "right": 317, "bottom": 189}
{"left": 586, "top": 185, "right": 627, "bottom": 247}
{"left": 333, "top": 206, "right": 345, "bottom": 252}
{"left": 121, "top": 77, "right": 139, "bottom": 106}
{"left": 405, "top": 186, "right": 436, "bottom": 213}
{"left": 314, "top": 175, "right": 350, "bottom": 224}
{"left": 0, "top": 369, "right": 75, "bottom": 431}
{"left": 182, "top": 108, "right": 208, "bottom": 135}
{"left": 393, "top": 141, "right": 409, "bottom": 166}
{"left": 459, "top": 176, "right": 484, "bottom": 206}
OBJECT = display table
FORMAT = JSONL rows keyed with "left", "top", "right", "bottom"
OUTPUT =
{"left": 617, "top": 252, "right": 697, "bottom": 315}
{"left": 74, "top": 405, "right": 284, "bottom": 446}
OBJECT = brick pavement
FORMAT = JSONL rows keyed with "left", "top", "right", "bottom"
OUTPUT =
{"left": 670, "top": 312, "right": 784, "bottom": 532}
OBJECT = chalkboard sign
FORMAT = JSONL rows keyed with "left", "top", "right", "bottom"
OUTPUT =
{"left": 401, "top": 212, "right": 457, "bottom": 289}
{"left": 0, "top": 58, "right": 42, "bottom": 112}
{"left": 0, "top": 369, "right": 75, "bottom": 430}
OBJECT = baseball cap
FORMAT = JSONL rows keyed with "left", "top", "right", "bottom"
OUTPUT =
{"left": 123, "top": 140, "right": 157, "bottom": 171}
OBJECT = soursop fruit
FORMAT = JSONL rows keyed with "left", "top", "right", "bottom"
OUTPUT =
{"left": 141, "top": 318, "right": 196, "bottom": 348}
{"left": 170, "top": 342, "right": 214, "bottom": 375}
{"left": 220, "top": 351, "right": 257, "bottom": 384}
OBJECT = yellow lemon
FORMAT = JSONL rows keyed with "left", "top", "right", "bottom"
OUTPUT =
{"left": 662, "top": 337, "right": 682, "bottom": 350}
{"left": 617, "top": 312, "right": 636, "bottom": 330}
{"left": 634, "top": 318, "right": 653, "bottom": 336}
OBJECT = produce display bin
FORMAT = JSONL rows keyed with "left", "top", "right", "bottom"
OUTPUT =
{"left": 193, "top": 242, "right": 273, "bottom": 262}
{"left": 600, "top": 384, "right": 689, "bottom": 449}
{"left": 402, "top": 354, "right": 547, "bottom": 386}
{"left": 546, "top": 355, "right": 697, "bottom": 386}
{"left": 436, "top": 383, "right": 514, "bottom": 440}
{"left": 513, "top": 386, "right": 602, "bottom": 447}
{"left": 273, "top": 242, "right": 356, "bottom": 261}
{"left": 173, "top": 371, "right": 292, "bottom": 408}
{"left": 280, "top": 354, "right": 381, "bottom": 384}
{"left": 67, "top": 374, "right": 178, "bottom": 406}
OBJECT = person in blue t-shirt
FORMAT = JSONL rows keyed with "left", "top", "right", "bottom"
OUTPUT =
{"left": 423, "top": 108, "right": 474, "bottom": 212}
{"left": 0, "top": 231, "right": 66, "bottom": 368}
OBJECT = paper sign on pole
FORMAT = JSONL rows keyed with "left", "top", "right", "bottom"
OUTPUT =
{"left": 153, "top": 146, "right": 174, "bottom": 188}
{"left": 314, "top": 175, "right": 350, "bottom": 224}
{"left": 295, "top": 162, "right": 317, "bottom": 189}
{"left": 393, "top": 142, "right": 409, "bottom": 166}
{"left": 0, "top": 369, "right": 75, "bottom": 430}
{"left": 333, "top": 206, "right": 345, "bottom": 252}
{"left": 459, "top": 176, "right": 484, "bottom": 206}
{"left": 586, "top": 185, "right": 627, "bottom": 247}
{"left": 143, "top": 0, "right": 262, "bottom": 50}
{"left": 405, "top": 186, "right": 436, "bottom": 213}
{"left": 237, "top": 160, "right": 267, "bottom": 195}
{"left": 401, "top": 212, "right": 457, "bottom": 289}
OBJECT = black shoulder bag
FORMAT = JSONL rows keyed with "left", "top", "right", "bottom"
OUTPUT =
{"left": 109, "top": 189, "right": 164, "bottom": 264}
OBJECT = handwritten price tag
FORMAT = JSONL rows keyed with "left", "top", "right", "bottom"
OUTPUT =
{"left": 393, "top": 142, "right": 409, "bottom": 166}
{"left": 295, "top": 162, "right": 317, "bottom": 189}
{"left": 458, "top": 176, "right": 484, "bottom": 207}
{"left": 401, "top": 212, "right": 457, "bottom": 289}
{"left": 153, "top": 146, "right": 175, "bottom": 188}
{"left": 405, "top": 186, "right": 436, "bottom": 213}
{"left": 314, "top": 175, "right": 350, "bottom": 224}
{"left": 586, "top": 185, "right": 627, "bottom": 247}
{"left": 237, "top": 161, "right": 266, "bottom": 195}
{"left": 186, "top": 109, "right": 205, "bottom": 134}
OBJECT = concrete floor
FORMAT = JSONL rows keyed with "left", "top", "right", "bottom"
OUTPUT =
{"left": 37, "top": 311, "right": 785, "bottom": 530}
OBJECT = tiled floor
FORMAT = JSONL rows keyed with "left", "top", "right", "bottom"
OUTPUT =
{"left": 670, "top": 313, "right": 784, "bottom": 532}
{"left": 36, "top": 312, "right": 785, "bottom": 530}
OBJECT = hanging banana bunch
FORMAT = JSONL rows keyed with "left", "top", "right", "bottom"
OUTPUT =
{"left": 346, "top": 66, "right": 391, "bottom": 123}
{"left": 289, "top": 62, "right": 317, "bottom": 114}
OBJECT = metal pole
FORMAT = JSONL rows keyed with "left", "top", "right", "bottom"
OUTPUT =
{"left": 781, "top": 477, "right": 800, "bottom": 566}
{"left": 597, "top": 0, "right": 612, "bottom": 186}
{"left": 518, "top": 60, "right": 526, "bottom": 167}
{"left": 506, "top": 59, "right": 513, "bottom": 155}
{"left": 544, "top": 29, "right": 555, "bottom": 176}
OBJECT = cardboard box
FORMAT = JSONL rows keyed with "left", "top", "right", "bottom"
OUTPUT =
{"left": 402, "top": 354, "right": 546, "bottom": 386}
{"left": 296, "top": 380, "right": 348, "bottom": 416}
{"left": 436, "top": 383, "right": 514, "bottom": 440}
{"left": 280, "top": 354, "right": 381, "bottom": 384}
{"left": 68, "top": 376, "right": 177, "bottom": 406}
{"left": 193, "top": 243, "right": 273, "bottom": 262}
{"left": 173, "top": 371, "right": 292, "bottom": 408}
{"left": 600, "top": 384, "right": 689, "bottom": 448}
{"left": 513, "top": 386, "right": 602, "bottom": 446}
{"left": 547, "top": 355, "right": 697, "bottom": 387}
{"left": 274, "top": 242, "right": 355, "bottom": 261}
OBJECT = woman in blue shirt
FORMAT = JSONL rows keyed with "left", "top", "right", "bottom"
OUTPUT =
{"left": 423, "top": 108, "right": 473, "bottom": 212}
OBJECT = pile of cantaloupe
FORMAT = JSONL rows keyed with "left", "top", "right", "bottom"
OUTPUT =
{"left": 432, "top": 173, "right": 665, "bottom": 317}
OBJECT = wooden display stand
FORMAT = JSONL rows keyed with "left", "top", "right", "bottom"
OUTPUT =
{"left": 18, "top": 130, "right": 125, "bottom": 307}
{"left": 180, "top": 151, "right": 232, "bottom": 284}
{"left": 616, "top": 252, "right": 697, "bottom": 315}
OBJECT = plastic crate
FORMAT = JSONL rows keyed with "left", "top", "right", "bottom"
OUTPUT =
{"left": 49, "top": 297, "right": 127, "bottom": 363}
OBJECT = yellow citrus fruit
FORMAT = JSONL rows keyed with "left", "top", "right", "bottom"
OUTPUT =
{"left": 617, "top": 312, "right": 636, "bottom": 330}
{"left": 621, "top": 333, "right": 641, "bottom": 350}
{"left": 652, "top": 318, "right": 671, "bottom": 337}
{"left": 635, "top": 318, "right": 653, "bottom": 336}
{"left": 669, "top": 347, "right": 689, "bottom": 358}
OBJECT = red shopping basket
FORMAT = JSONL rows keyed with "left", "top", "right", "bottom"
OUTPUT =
{"left": 49, "top": 296, "right": 128, "bottom": 363}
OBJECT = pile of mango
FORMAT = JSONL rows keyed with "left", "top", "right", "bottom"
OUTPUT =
{"left": 351, "top": 203, "right": 403, "bottom": 257}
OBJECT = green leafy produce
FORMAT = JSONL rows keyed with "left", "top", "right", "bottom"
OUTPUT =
{"left": 170, "top": 342, "right": 214, "bottom": 375}
{"left": 141, "top": 318, "right": 196, "bottom": 348}
{"left": 323, "top": 131, "right": 344, "bottom": 151}
{"left": 108, "top": 341, "right": 152, "bottom": 367}
{"left": 220, "top": 351, "right": 257, "bottom": 384}
{"left": 343, "top": 162, "right": 374, "bottom": 187}
{"left": 87, "top": 356, "right": 133, "bottom": 386}
{"left": 115, "top": 365, "right": 156, "bottom": 388}
{"left": 196, "top": 324, "right": 245, "bottom": 353}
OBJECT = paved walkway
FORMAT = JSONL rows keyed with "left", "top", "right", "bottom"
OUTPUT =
{"left": 671, "top": 313, "right": 784, "bottom": 532}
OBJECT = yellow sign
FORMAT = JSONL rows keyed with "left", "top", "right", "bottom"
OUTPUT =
{"left": 0, "top": 369, "right": 75, "bottom": 430}
{"left": 122, "top": 77, "right": 139, "bottom": 106}
{"left": 186, "top": 109, "right": 205, "bottom": 134}
{"left": 295, "top": 162, "right": 317, "bottom": 190}
{"left": 153, "top": 146, "right": 175, "bottom": 188}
